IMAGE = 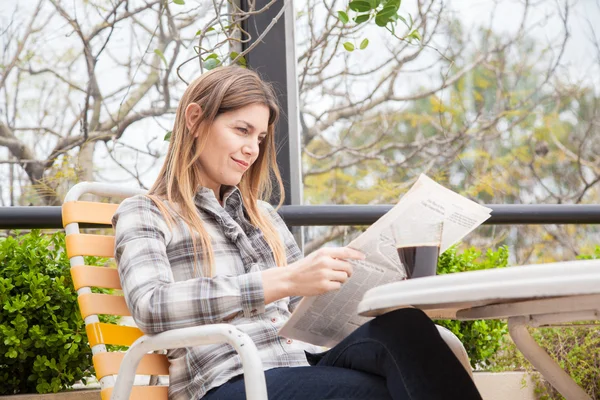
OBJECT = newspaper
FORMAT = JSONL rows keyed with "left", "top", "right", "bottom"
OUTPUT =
{"left": 278, "top": 174, "right": 493, "bottom": 347}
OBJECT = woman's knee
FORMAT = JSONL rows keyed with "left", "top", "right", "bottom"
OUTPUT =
{"left": 371, "top": 307, "right": 436, "bottom": 333}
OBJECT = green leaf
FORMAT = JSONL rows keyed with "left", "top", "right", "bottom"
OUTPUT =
{"left": 229, "top": 52, "right": 247, "bottom": 66}
{"left": 349, "top": 0, "right": 372, "bottom": 12}
{"left": 375, "top": 4, "right": 397, "bottom": 27}
{"left": 173, "top": 0, "right": 185, "bottom": 4}
{"left": 337, "top": 11, "right": 349, "bottom": 24}
{"left": 163, "top": 131, "right": 172, "bottom": 141}
{"left": 354, "top": 14, "right": 370, "bottom": 24}
{"left": 385, "top": 0, "right": 401, "bottom": 9}
{"left": 204, "top": 58, "right": 220, "bottom": 70}
{"left": 195, "top": 29, "right": 202, "bottom": 36}
{"left": 360, "top": 38, "right": 369, "bottom": 50}
{"left": 343, "top": 42, "right": 355, "bottom": 52}
{"left": 408, "top": 30, "right": 422, "bottom": 41}
{"left": 153, "top": 49, "right": 168, "bottom": 67}
{"left": 397, "top": 14, "right": 410, "bottom": 28}
{"left": 204, "top": 53, "right": 219, "bottom": 60}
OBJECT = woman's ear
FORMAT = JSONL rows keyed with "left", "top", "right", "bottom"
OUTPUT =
{"left": 185, "top": 103, "right": 202, "bottom": 136}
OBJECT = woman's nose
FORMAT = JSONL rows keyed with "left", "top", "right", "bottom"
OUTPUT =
{"left": 243, "top": 139, "right": 260, "bottom": 155}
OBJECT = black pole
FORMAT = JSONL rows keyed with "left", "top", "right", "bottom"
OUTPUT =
{"left": 3, "top": 204, "right": 600, "bottom": 229}
{"left": 240, "top": 0, "right": 298, "bottom": 206}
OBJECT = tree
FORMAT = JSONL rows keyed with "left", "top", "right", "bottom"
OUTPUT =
{"left": 0, "top": 0, "right": 301, "bottom": 205}
{"left": 0, "top": 0, "right": 415, "bottom": 206}
{"left": 298, "top": 0, "right": 600, "bottom": 263}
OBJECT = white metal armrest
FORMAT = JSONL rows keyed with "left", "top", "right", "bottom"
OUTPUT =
{"left": 111, "top": 324, "right": 267, "bottom": 400}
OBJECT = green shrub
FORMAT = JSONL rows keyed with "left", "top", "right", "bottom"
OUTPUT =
{"left": 0, "top": 230, "right": 93, "bottom": 394}
{"left": 436, "top": 245, "right": 510, "bottom": 368}
{"left": 490, "top": 325, "right": 600, "bottom": 399}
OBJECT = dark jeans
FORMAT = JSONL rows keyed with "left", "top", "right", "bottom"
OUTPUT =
{"left": 203, "top": 308, "right": 482, "bottom": 400}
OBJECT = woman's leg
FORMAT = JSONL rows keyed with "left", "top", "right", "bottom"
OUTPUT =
{"left": 312, "top": 307, "right": 482, "bottom": 400}
{"left": 202, "top": 365, "right": 394, "bottom": 400}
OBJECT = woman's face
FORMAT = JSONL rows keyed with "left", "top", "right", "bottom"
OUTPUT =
{"left": 192, "top": 103, "right": 270, "bottom": 199}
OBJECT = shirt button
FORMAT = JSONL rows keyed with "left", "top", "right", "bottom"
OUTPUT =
{"left": 286, "top": 339, "right": 293, "bottom": 344}
{"left": 271, "top": 318, "right": 277, "bottom": 323}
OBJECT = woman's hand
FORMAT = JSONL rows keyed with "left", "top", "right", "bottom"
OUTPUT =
{"left": 262, "top": 247, "right": 365, "bottom": 305}
{"left": 287, "top": 247, "right": 365, "bottom": 296}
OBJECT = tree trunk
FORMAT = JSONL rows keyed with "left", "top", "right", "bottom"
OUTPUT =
{"left": 77, "top": 141, "right": 96, "bottom": 201}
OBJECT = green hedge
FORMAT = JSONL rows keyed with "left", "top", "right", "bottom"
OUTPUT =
{"left": 436, "top": 245, "right": 510, "bottom": 368}
{"left": 0, "top": 230, "right": 93, "bottom": 394}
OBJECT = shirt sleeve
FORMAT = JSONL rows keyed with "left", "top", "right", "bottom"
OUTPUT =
{"left": 259, "top": 201, "right": 304, "bottom": 313}
{"left": 113, "top": 195, "right": 265, "bottom": 334}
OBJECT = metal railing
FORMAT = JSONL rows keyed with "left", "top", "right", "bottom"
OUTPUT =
{"left": 2, "top": 204, "right": 600, "bottom": 229}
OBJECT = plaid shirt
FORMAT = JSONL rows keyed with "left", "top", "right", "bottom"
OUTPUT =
{"left": 113, "top": 186, "right": 320, "bottom": 399}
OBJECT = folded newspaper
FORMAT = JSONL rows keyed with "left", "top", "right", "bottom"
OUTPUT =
{"left": 278, "top": 174, "right": 492, "bottom": 347}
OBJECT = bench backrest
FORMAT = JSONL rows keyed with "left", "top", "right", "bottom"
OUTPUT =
{"left": 62, "top": 184, "right": 169, "bottom": 400}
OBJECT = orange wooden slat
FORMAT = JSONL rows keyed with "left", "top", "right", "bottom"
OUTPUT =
{"left": 101, "top": 386, "right": 168, "bottom": 400}
{"left": 86, "top": 323, "right": 144, "bottom": 347}
{"left": 71, "top": 265, "right": 122, "bottom": 290}
{"left": 93, "top": 352, "right": 170, "bottom": 380}
{"left": 62, "top": 201, "right": 119, "bottom": 227}
{"left": 66, "top": 233, "right": 115, "bottom": 258}
{"left": 78, "top": 293, "right": 130, "bottom": 319}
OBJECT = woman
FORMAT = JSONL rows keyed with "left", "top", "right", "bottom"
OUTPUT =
{"left": 113, "top": 65, "right": 482, "bottom": 400}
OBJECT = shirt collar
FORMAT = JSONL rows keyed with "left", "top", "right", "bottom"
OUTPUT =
{"left": 221, "top": 185, "right": 241, "bottom": 206}
{"left": 194, "top": 185, "right": 242, "bottom": 211}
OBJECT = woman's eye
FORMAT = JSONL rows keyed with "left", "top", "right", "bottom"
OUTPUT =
{"left": 237, "top": 127, "right": 248, "bottom": 134}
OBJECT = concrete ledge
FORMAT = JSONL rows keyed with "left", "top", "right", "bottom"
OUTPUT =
{"left": 0, "top": 390, "right": 100, "bottom": 400}
{"left": 1, "top": 372, "right": 535, "bottom": 400}
{"left": 474, "top": 371, "right": 535, "bottom": 400}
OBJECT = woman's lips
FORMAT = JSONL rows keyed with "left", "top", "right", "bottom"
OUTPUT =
{"left": 232, "top": 158, "right": 249, "bottom": 170}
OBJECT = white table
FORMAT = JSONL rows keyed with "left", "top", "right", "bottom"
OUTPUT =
{"left": 357, "top": 259, "right": 600, "bottom": 400}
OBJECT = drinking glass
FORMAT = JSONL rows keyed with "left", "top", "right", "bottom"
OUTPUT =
{"left": 392, "top": 220, "right": 443, "bottom": 279}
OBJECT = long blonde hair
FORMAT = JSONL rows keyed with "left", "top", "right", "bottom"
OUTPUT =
{"left": 148, "top": 66, "right": 287, "bottom": 277}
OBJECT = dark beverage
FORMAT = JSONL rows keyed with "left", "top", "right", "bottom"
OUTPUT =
{"left": 396, "top": 244, "right": 440, "bottom": 279}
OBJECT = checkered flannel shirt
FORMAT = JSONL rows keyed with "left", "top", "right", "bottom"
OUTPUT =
{"left": 113, "top": 186, "right": 320, "bottom": 399}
